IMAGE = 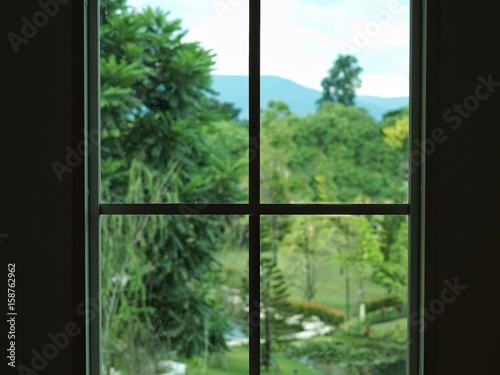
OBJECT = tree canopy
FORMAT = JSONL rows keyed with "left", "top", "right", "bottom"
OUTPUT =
{"left": 318, "top": 54, "right": 363, "bottom": 106}
{"left": 100, "top": 0, "right": 244, "bottom": 365}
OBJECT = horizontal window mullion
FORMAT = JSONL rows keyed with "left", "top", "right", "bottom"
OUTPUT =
{"left": 99, "top": 203, "right": 410, "bottom": 216}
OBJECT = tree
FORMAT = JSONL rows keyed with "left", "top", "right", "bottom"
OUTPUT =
{"left": 333, "top": 217, "right": 383, "bottom": 320}
{"left": 260, "top": 257, "right": 289, "bottom": 372}
{"left": 260, "top": 101, "right": 295, "bottom": 204}
{"left": 318, "top": 54, "right": 363, "bottom": 106}
{"left": 381, "top": 107, "right": 410, "bottom": 185}
{"left": 281, "top": 217, "right": 329, "bottom": 302}
{"left": 100, "top": 0, "right": 243, "bottom": 365}
{"left": 288, "top": 103, "right": 396, "bottom": 202}
{"left": 373, "top": 217, "right": 408, "bottom": 299}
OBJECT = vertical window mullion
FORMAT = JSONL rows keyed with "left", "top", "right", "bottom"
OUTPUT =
{"left": 249, "top": 0, "right": 261, "bottom": 207}
{"left": 88, "top": 0, "right": 101, "bottom": 373}
{"left": 249, "top": 215, "right": 261, "bottom": 375}
{"left": 249, "top": 0, "right": 261, "bottom": 373}
{"left": 409, "top": 1, "right": 423, "bottom": 373}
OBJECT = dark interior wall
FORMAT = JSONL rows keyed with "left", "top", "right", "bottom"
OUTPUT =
{"left": 425, "top": 0, "right": 500, "bottom": 374}
{"left": 0, "top": 0, "right": 85, "bottom": 374}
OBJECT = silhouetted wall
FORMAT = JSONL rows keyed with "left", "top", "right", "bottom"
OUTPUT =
{"left": 0, "top": 0, "right": 85, "bottom": 374}
{"left": 424, "top": 1, "right": 500, "bottom": 374}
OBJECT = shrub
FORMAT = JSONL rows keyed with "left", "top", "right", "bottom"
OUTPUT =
{"left": 364, "top": 305, "right": 407, "bottom": 325}
{"left": 284, "top": 300, "right": 344, "bottom": 325}
{"left": 282, "top": 338, "right": 405, "bottom": 367}
{"left": 364, "top": 295, "right": 405, "bottom": 312}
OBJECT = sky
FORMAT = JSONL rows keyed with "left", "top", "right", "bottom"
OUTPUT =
{"left": 129, "top": 0, "right": 410, "bottom": 97}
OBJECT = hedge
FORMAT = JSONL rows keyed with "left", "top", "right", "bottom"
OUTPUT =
{"left": 364, "top": 305, "right": 407, "bottom": 325}
{"left": 364, "top": 295, "right": 405, "bottom": 312}
{"left": 283, "top": 300, "right": 345, "bottom": 325}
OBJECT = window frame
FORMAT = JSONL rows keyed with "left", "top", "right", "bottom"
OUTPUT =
{"left": 86, "top": 0, "right": 423, "bottom": 374}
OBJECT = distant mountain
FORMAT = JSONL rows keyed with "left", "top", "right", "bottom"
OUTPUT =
{"left": 210, "top": 75, "right": 408, "bottom": 122}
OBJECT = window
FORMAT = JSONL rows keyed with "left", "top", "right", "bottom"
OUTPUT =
{"left": 88, "top": 0, "right": 420, "bottom": 374}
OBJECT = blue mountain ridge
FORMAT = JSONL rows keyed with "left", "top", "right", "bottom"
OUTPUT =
{"left": 210, "top": 75, "right": 409, "bottom": 122}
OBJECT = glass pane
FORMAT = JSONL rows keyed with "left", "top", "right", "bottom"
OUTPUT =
{"left": 261, "top": 0, "right": 410, "bottom": 203}
{"left": 101, "top": 215, "right": 249, "bottom": 374}
{"left": 260, "top": 215, "right": 408, "bottom": 374}
{"left": 100, "top": 0, "right": 249, "bottom": 203}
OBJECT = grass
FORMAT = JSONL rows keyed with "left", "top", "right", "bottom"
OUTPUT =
{"left": 216, "top": 247, "right": 390, "bottom": 316}
{"left": 184, "top": 345, "right": 324, "bottom": 375}
{"left": 371, "top": 317, "right": 407, "bottom": 332}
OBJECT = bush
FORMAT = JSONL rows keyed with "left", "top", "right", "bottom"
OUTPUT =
{"left": 284, "top": 300, "right": 344, "bottom": 325}
{"left": 370, "top": 323, "right": 408, "bottom": 343}
{"left": 364, "top": 295, "right": 404, "bottom": 312}
{"left": 282, "top": 338, "right": 405, "bottom": 368}
{"left": 364, "top": 305, "right": 407, "bottom": 325}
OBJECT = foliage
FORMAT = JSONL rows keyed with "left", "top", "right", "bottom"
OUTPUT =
{"left": 100, "top": 1, "right": 241, "bottom": 203}
{"left": 364, "top": 305, "right": 407, "bottom": 325}
{"left": 260, "top": 101, "right": 409, "bottom": 204}
{"left": 101, "top": 166, "right": 233, "bottom": 361}
{"left": 185, "top": 345, "right": 325, "bottom": 375}
{"left": 284, "top": 300, "right": 345, "bottom": 325}
{"left": 383, "top": 118, "right": 409, "bottom": 148}
{"left": 333, "top": 216, "right": 384, "bottom": 282}
{"left": 290, "top": 103, "right": 402, "bottom": 202}
{"left": 380, "top": 107, "right": 410, "bottom": 185}
{"left": 280, "top": 216, "right": 335, "bottom": 301}
{"left": 260, "top": 257, "right": 290, "bottom": 370}
{"left": 101, "top": 214, "right": 161, "bottom": 372}
{"left": 364, "top": 295, "right": 405, "bottom": 313}
{"left": 318, "top": 54, "right": 363, "bottom": 106}
{"left": 372, "top": 218, "right": 409, "bottom": 298}
{"left": 100, "top": 0, "right": 243, "bottom": 365}
{"left": 281, "top": 337, "right": 405, "bottom": 369}
{"left": 261, "top": 257, "right": 290, "bottom": 309}
{"left": 340, "top": 319, "right": 407, "bottom": 344}
{"left": 260, "top": 101, "right": 296, "bottom": 203}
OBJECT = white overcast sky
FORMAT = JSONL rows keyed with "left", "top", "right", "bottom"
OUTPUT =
{"left": 129, "top": 0, "right": 410, "bottom": 97}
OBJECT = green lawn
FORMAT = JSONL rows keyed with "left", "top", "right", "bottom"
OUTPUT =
{"left": 216, "top": 248, "right": 390, "bottom": 316}
{"left": 371, "top": 317, "right": 407, "bottom": 332}
{"left": 185, "top": 345, "right": 324, "bottom": 375}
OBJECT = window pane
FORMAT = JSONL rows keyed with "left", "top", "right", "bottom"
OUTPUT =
{"left": 261, "top": 0, "right": 410, "bottom": 204}
{"left": 100, "top": 0, "right": 249, "bottom": 203}
{"left": 260, "top": 215, "right": 408, "bottom": 374}
{"left": 101, "top": 215, "right": 249, "bottom": 374}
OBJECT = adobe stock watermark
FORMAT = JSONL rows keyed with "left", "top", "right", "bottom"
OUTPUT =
{"left": 52, "top": 129, "right": 99, "bottom": 183}
{"left": 248, "top": 299, "right": 261, "bottom": 337}
{"left": 410, "top": 277, "right": 468, "bottom": 336}
{"left": 7, "top": 0, "right": 71, "bottom": 54}
{"left": 213, "top": 0, "right": 244, "bottom": 21}
{"left": 409, "top": 74, "right": 500, "bottom": 175}
{"left": 178, "top": 201, "right": 209, "bottom": 215}
{"left": 372, "top": 278, "right": 467, "bottom": 371}
{"left": 177, "top": 132, "right": 260, "bottom": 215}
{"left": 340, "top": 0, "right": 403, "bottom": 54}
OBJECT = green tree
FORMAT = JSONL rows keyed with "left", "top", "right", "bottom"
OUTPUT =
{"left": 261, "top": 101, "right": 296, "bottom": 203}
{"left": 260, "top": 257, "right": 289, "bottom": 372}
{"left": 289, "top": 103, "right": 395, "bottom": 202}
{"left": 373, "top": 217, "right": 408, "bottom": 299}
{"left": 318, "top": 55, "right": 363, "bottom": 106}
{"left": 281, "top": 216, "right": 333, "bottom": 302}
{"left": 333, "top": 217, "right": 383, "bottom": 320}
{"left": 100, "top": 0, "right": 243, "bottom": 366}
{"left": 381, "top": 107, "right": 410, "bottom": 191}
{"left": 101, "top": 2, "right": 241, "bottom": 203}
